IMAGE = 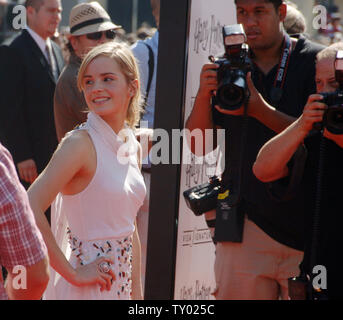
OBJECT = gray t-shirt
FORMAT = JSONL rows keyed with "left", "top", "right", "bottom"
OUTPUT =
{"left": 54, "top": 53, "right": 88, "bottom": 142}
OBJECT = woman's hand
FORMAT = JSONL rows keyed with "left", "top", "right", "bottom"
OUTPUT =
{"left": 72, "top": 257, "right": 116, "bottom": 292}
{"left": 17, "top": 159, "right": 38, "bottom": 184}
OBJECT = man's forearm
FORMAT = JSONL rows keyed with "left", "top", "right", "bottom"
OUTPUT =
{"left": 185, "top": 93, "right": 217, "bottom": 155}
{"left": 6, "top": 273, "right": 45, "bottom": 300}
{"left": 252, "top": 99, "right": 297, "bottom": 133}
{"left": 5, "top": 258, "right": 49, "bottom": 300}
{"left": 254, "top": 118, "right": 308, "bottom": 182}
{"left": 186, "top": 93, "right": 214, "bottom": 133}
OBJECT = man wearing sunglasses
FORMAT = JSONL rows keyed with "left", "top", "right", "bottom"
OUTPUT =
{"left": 54, "top": 2, "right": 121, "bottom": 142}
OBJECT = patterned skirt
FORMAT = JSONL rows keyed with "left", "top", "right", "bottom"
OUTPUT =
{"left": 47, "top": 228, "right": 133, "bottom": 300}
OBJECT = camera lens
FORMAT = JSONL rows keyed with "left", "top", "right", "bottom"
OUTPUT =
{"left": 332, "top": 111, "right": 343, "bottom": 123}
{"left": 216, "top": 70, "right": 247, "bottom": 110}
{"left": 217, "top": 84, "right": 244, "bottom": 109}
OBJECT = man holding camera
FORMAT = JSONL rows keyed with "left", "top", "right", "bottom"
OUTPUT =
{"left": 186, "top": 0, "right": 324, "bottom": 299}
{"left": 253, "top": 43, "right": 343, "bottom": 300}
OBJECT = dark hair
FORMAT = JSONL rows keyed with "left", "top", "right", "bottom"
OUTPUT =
{"left": 234, "top": 0, "right": 283, "bottom": 11}
{"left": 25, "top": 0, "right": 44, "bottom": 11}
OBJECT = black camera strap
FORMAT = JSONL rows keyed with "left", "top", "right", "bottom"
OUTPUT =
{"left": 308, "top": 133, "right": 326, "bottom": 299}
{"left": 141, "top": 42, "right": 155, "bottom": 110}
{"left": 214, "top": 99, "right": 249, "bottom": 243}
{"left": 293, "top": 132, "right": 327, "bottom": 300}
{"left": 270, "top": 34, "right": 293, "bottom": 105}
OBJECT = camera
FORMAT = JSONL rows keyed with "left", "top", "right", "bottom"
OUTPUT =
{"left": 320, "top": 50, "right": 343, "bottom": 134}
{"left": 183, "top": 176, "right": 221, "bottom": 216}
{"left": 211, "top": 24, "right": 252, "bottom": 110}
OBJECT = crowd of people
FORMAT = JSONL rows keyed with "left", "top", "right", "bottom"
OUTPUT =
{"left": 0, "top": 0, "right": 342, "bottom": 300}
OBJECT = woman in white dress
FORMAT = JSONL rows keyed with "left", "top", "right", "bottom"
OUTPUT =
{"left": 28, "top": 41, "right": 146, "bottom": 300}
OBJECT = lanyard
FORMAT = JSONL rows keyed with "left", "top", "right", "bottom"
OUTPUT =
{"left": 269, "top": 34, "right": 293, "bottom": 105}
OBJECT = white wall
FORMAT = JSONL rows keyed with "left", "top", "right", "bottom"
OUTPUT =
{"left": 174, "top": 0, "right": 237, "bottom": 300}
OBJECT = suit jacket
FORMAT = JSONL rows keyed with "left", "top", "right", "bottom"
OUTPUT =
{"left": 0, "top": 30, "right": 64, "bottom": 174}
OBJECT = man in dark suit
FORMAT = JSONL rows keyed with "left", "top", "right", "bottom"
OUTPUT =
{"left": 0, "top": 0, "right": 64, "bottom": 196}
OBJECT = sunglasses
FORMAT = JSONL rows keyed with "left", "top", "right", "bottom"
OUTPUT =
{"left": 86, "top": 29, "right": 117, "bottom": 41}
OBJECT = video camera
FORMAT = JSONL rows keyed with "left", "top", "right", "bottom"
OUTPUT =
{"left": 320, "top": 50, "right": 343, "bottom": 134}
{"left": 211, "top": 24, "right": 252, "bottom": 110}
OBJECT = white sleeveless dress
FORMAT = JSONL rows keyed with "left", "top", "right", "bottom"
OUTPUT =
{"left": 44, "top": 112, "right": 146, "bottom": 300}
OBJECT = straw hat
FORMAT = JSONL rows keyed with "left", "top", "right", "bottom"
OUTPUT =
{"left": 69, "top": 2, "right": 121, "bottom": 36}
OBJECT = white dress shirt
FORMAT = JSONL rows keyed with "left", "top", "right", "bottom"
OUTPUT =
{"left": 131, "top": 30, "right": 159, "bottom": 129}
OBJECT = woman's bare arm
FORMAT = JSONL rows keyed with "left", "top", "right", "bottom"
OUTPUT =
{"left": 28, "top": 131, "right": 113, "bottom": 290}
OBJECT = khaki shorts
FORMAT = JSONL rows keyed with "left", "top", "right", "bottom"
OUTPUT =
{"left": 213, "top": 217, "right": 303, "bottom": 300}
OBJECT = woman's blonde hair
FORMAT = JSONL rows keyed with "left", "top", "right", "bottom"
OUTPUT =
{"left": 77, "top": 41, "right": 142, "bottom": 128}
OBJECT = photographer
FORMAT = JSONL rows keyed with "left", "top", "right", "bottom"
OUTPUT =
{"left": 253, "top": 43, "right": 343, "bottom": 299}
{"left": 186, "top": 0, "right": 324, "bottom": 300}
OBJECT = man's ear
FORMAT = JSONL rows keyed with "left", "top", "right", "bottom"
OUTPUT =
{"left": 26, "top": 6, "right": 36, "bottom": 19}
{"left": 278, "top": 3, "right": 287, "bottom": 22}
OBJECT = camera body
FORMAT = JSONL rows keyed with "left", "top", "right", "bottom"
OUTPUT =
{"left": 212, "top": 24, "right": 252, "bottom": 110}
{"left": 183, "top": 176, "right": 221, "bottom": 216}
{"left": 322, "top": 91, "right": 343, "bottom": 134}
{"left": 320, "top": 50, "right": 343, "bottom": 134}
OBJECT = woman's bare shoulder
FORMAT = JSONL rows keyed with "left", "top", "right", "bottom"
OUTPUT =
{"left": 57, "top": 129, "right": 94, "bottom": 157}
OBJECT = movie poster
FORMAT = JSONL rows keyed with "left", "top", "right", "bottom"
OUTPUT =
{"left": 174, "top": 0, "right": 236, "bottom": 300}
